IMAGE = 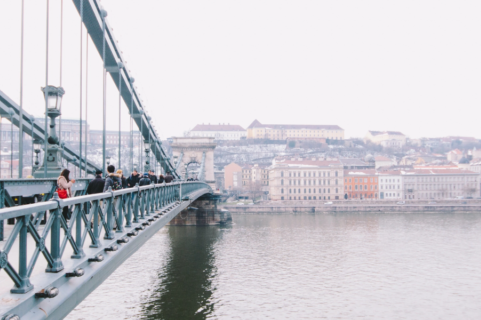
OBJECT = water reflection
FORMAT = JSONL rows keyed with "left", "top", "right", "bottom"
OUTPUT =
{"left": 141, "top": 226, "right": 221, "bottom": 319}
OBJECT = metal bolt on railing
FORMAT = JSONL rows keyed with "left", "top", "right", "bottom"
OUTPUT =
{"left": 117, "top": 237, "right": 129, "bottom": 244}
{"left": 142, "top": 221, "right": 151, "bottom": 226}
{"left": 66, "top": 268, "right": 85, "bottom": 278}
{"left": 88, "top": 254, "right": 104, "bottom": 263}
{"left": 35, "top": 286, "right": 59, "bottom": 299}
{"left": 2, "top": 314, "right": 20, "bottom": 320}
{"left": 135, "top": 226, "right": 145, "bottom": 231}
{"left": 148, "top": 218, "right": 155, "bottom": 222}
{"left": 104, "top": 245, "right": 118, "bottom": 252}
{"left": 127, "top": 230, "right": 138, "bottom": 237}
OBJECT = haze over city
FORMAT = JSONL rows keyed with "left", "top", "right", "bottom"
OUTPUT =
{"left": 1, "top": 0, "right": 481, "bottom": 139}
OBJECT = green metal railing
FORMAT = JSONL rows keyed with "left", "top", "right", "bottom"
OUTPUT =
{"left": 0, "top": 181, "right": 211, "bottom": 296}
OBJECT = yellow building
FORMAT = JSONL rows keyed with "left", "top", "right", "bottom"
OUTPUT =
{"left": 246, "top": 120, "right": 344, "bottom": 141}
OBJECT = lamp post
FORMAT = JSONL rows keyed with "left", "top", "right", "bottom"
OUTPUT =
{"left": 34, "top": 86, "right": 65, "bottom": 178}
{"left": 106, "top": 156, "right": 111, "bottom": 167}
{"left": 144, "top": 140, "right": 150, "bottom": 172}
{"left": 33, "top": 139, "right": 41, "bottom": 174}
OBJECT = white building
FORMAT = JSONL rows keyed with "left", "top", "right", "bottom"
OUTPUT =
{"left": 364, "top": 131, "right": 406, "bottom": 148}
{"left": 378, "top": 171, "right": 403, "bottom": 200}
{"left": 403, "top": 168, "right": 479, "bottom": 200}
{"left": 187, "top": 123, "right": 246, "bottom": 140}
{"left": 268, "top": 157, "right": 344, "bottom": 201}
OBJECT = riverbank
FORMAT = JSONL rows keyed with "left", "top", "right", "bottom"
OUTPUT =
{"left": 224, "top": 203, "right": 481, "bottom": 213}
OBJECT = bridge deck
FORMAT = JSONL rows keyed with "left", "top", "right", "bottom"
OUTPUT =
{"left": 0, "top": 182, "right": 212, "bottom": 319}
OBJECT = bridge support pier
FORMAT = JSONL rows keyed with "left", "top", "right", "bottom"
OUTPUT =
{"left": 170, "top": 194, "right": 231, "bottom": 226}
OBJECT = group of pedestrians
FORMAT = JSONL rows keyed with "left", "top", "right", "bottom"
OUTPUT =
{"left": 56, "top": 165, "right": 175, "bottom": 220}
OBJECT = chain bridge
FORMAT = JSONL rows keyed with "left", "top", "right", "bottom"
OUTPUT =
{"left": 0, "top": 0, "right": 227, "bottom": 318}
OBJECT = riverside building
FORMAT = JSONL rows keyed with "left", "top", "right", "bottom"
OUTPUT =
{"left": 268, "top": 157, "right": 344, "bottom": 201}
{"left": 403, "top": 168, "right": 479, "bottom": 200}
{"left": 343, "top": 170, "right": 379, "bottom": 199}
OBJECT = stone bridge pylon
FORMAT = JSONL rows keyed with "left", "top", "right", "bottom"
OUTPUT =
{"left": 170, "top": 137, "right": 216, "bottom": 190}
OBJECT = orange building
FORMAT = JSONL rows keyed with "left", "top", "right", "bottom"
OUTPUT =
{"left": 343, "top": 170, "right": 379, "bottom": 199}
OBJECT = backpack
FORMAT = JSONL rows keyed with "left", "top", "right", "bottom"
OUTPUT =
{"left": 108, "top": 176, "right": 123, "bottom": 191}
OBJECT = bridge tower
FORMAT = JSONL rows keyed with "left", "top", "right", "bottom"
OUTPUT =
{"left": 170, "top": 137, "right": 216, "bottom": 190}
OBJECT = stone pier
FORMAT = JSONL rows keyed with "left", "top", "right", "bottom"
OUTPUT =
{"left": 170, "top": 194, "right": 232, "bottom": 226}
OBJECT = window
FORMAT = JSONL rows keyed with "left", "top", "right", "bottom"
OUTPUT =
{"left": 281, "top": 180, "right": 284, "bottom": 185}
{"left": 281, "top": 189, "right": 284, "bottom": 194}
{"left": 281, "top": 171, "right": 284, "bottom": 177}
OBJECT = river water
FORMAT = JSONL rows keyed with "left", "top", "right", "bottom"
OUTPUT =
{"left": 67, "top": 212, "right": 481, "bottom": 319}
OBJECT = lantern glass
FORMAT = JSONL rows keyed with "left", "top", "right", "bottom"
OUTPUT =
{"left": 33, "top": 140, "right": 42, "bottom": 150}
{"left": 42, "top": 86, "right": 65, "bottom": 110}
{"left": 106, "top": 156, "right": 111, "bottom": 161}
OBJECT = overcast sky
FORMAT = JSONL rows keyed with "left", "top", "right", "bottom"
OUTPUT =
{"left": 1, "top": 0, "right": 480, "bottom": 140}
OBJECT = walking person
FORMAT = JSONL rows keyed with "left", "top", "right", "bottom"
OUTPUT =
{"left": 104, "top": 165, "right": 122, "bottom": 192}
{"left": 87, "top": 170, "right": 105, "bottom": 195}
{"left": 117, "top": 169, "right": 128, "bottom": 189}
{"left": 149, "top": 170, "right": 158, "bottom": 184}
{"left": 139, "top": 172, "right": 151, "bottom": 186}
{"left": 57, "top": 169, "right": 76, "bottom": 220}
{"left": 127, "top": 169, "right": 140, "bottom": 188}
{"left": 164, "top": 172, "right": 173, "bottom": 183}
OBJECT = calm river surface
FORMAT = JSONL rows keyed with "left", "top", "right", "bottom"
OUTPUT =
{"left": 67, "top": 212, "right": 481, "bottom": 319}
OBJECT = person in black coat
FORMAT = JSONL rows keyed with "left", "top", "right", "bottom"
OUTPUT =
{"left": 139, "top": 173, "right": 151, "bottom": 186}
{"left": 148, "top": 170, "right": 158, "bottom": 184}
{"left": 87, "top": 170, "right": 105, "bottom": 195}
{"left": 164, "top": 172, "right": 174, "bottom": 183}
{"left": 127, "top": 170, "right": 141, "bottom": 187}
{"left": 158, "top": 174, "right": 165, "bottom": 183}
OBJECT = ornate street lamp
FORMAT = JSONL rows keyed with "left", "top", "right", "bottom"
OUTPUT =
{"left": 34, "top": 86, "right": 65, "bottom": 178}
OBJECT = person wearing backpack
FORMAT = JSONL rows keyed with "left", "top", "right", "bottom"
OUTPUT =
{"left": 57, "top": 169, "right": 76, "bottom": 220}
{"left": 103, "top": 165, "right": 123, "bottom": 192}
{"left": 139, "top": 173, "right": 151, "bottom": 186}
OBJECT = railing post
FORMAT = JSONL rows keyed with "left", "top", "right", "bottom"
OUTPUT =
{"left": 71, "top": 203, "right": 85, "bottom": 258}
{"left": 90, "top": 200, "right": 100, "bottom": 248}
{"left": 149, "top": 186, "right": 155, "bottom": 214}
{"left": 133, "top": 184, "right": 140, "bottom": 222}
{"left": 10, "top": 215, "right": 33, "bottom": 293}
{"left": 46, "top": 194, "right": 64, "bottom": 273}
{"left": 104, "top": 187, "right": 115, "bottom": 239}
{"left": 116, "top": 194, "right": 124, "bottom": 233}
{"left": 126, "top": 193, "right": 132, "bottom": 227}
{"left": 0, "top": 181, "right": 4, "bottom": 241}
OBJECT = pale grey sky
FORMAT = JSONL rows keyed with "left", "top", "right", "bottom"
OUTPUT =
{"left": 1, "top": 0, "right": 480, "bottom": 140}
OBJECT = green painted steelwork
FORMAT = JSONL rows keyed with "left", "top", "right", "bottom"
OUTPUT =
{"left": 0, "top": 181, "right": 212, "bottom": 319}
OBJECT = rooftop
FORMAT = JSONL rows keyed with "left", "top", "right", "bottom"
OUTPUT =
{"left": 368, "top": 131, "right": 405, "bottom": 136}
{"left": 375, "top": 156, "right": 393, "bottom": 162}
{"left": 191, "top": 123, "right": 245, "bottom": 132}
{"left": 248, "top": 120, "right": 342, "bottom": 130}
